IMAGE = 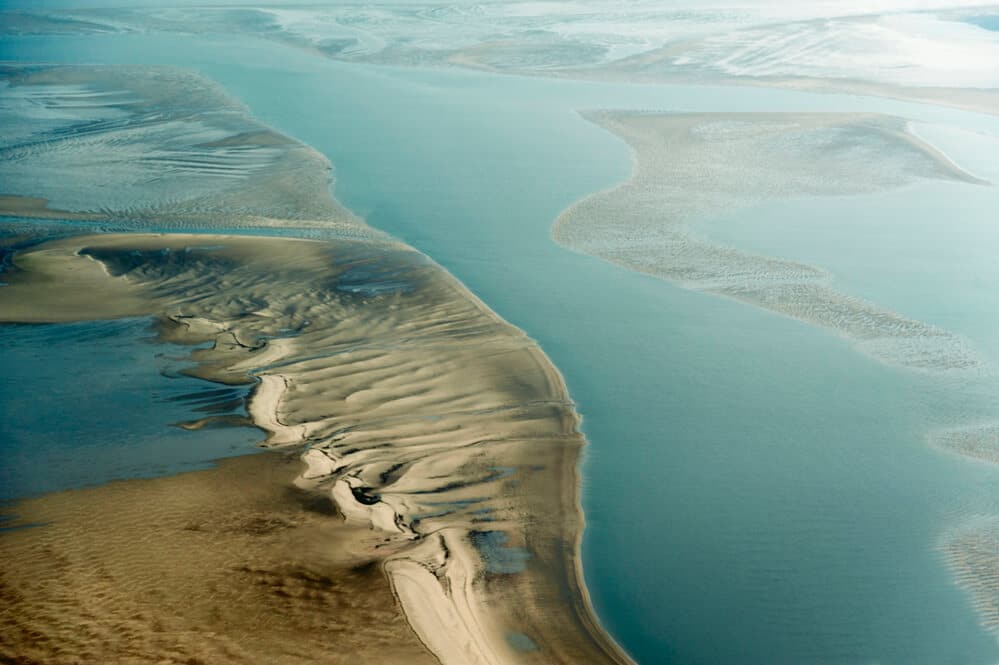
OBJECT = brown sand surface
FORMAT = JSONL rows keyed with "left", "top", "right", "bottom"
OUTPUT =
{"left": 0, "top": 232, "right": 633, "bottom": 665}
{"left": 0, "top": 453, "right": 438, "bottom": 665}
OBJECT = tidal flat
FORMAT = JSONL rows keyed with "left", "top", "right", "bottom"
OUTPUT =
{"left": 0, "top": 65, "right": 630, "bottom": 665}
{"left": 3, "top": 12, "right": 999, "bottom": 665}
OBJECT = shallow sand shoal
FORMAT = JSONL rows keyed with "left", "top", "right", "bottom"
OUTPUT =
{"left": 0, "top": 65, "right": 374, "bottom": 239}
{"left": 553, "top": 111, "right": 985, "bottom": 371}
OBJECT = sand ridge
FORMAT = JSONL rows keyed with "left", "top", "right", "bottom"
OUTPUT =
{"left": 0, "top": 62, "right": 632, "bottom": 665}
{"left": 0, "top": 232, "right": 634, "bottom": 665}
{"left": 0, "top": 452, "right": 440, "bottom": 665}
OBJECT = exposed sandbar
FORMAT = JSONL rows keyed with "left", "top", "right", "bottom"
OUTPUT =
{"left": 0, "top": 232, "right": 633, "bottom": 665}
{"left": 554, "top": 111, "right": 986, "bottom": 371}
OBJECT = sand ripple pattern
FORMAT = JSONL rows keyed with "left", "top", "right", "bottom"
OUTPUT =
{"left": 0, "top": 65, "right": 367, "bottom": 236}
{"left": 0, "top": 233, "right": 632, "bottom": 665}
{"left": 554, "top": 111, "right": 986, "bottom": 371}
{"left": 933, "top": 425, "right": 999, "bottom": 466}
{"left": 944, "top": 517, "right": 999, "bottom": 635}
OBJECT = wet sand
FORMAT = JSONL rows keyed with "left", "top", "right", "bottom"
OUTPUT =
{"left": 935, "top": 426, "right": 999, "bottom": 632}
{"left": 6, "top": 7, "right": 998, "bottom": 118}
{"left": 552, "top": 108, "right": 999, "bottom": 640}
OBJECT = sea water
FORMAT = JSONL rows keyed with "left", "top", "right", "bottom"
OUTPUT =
{"left": 3, "top": 30, "right": 999, "bottom": 665}
{"left": 0, "top": 317, "right": 261, "bottom": 501}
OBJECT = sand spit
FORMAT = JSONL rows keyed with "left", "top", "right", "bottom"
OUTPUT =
{"left": 0, "top": 232, "right": 633, "bottom": 665}
{"left": 0, "top": 65, "right": 372, "bottom": 238}
{"left": 554, "top": 111, "right": 986, "bottom": 371}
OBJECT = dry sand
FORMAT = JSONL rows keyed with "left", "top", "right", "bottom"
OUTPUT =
{"left": 553, "top": 111, "right": 986, "bottom": 371}
{"left": 0, "top": 232, "right": 633, "bottom": 665}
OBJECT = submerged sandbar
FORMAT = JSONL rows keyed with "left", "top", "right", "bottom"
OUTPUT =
{"left": 0, "top": 61, "right": 632, "bottom": 665}
{"left": 554, "top": 111, "right": 986, "bottom": 371}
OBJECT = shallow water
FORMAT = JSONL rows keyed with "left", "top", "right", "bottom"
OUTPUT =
{"left": 0, "top": 318, "right": 261, "bottom": 501}
{"left": 966, "top": 15, "right": 999, "bottom": 32}
{"left": 3, "top": 30, "right": 999, "bottom": 665}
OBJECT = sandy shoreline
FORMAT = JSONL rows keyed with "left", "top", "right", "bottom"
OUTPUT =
{"left": 0, "top": 232, "right": 633, "bottom": 665}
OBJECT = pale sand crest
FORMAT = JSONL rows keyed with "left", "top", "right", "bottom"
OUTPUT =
{"left": 1, "top": 62, "right": 631, "bottom": 665}
{"left": 553, "top": 111, "right": 986, "bottom": 371}
{"left": 0, "top": 233, "right": 633, "bottom": 665}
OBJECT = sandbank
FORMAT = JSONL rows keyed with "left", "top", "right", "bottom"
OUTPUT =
{"left": 553, "top": 111, "right": 986, "bottom": 371}
{"left": 0, "top": 231, "right": 633, "bottom": 665}
{"left": 0, "top": 61, "right": 632, "bottom": 665}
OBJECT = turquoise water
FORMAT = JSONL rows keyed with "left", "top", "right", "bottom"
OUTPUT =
{"left": 0, "top": 317, "right": 262, "bottom": 502}
{"left": 4, "top": 31, "right": 999, "bottom": 665}
{"left": 694, "top": 184, "right": 999, "bottom": 367}
{"left": 966, "top": 15, "right": 999, "bottom": 32}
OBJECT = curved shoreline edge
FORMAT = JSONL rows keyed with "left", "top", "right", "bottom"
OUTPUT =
{"left": 0, "top": 233, "right": 635, "bottom": 665}
{"left": 0, "top": 63, "right": 633, "bottom": 664}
